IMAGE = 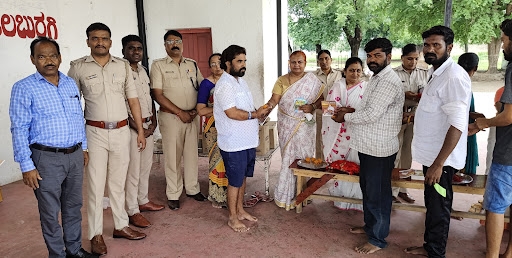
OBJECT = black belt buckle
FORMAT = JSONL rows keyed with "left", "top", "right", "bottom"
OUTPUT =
{"left": 105, "top": 121, "right": 116, "bottom": 129}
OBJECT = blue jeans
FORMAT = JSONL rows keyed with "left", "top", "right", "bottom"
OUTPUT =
{"left": 358, "top": 152, "right": 396, "bottom": 248}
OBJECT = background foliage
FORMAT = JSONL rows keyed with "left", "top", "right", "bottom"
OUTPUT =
{"left": 288, "top": 0, "right": 512, "bottom": 72}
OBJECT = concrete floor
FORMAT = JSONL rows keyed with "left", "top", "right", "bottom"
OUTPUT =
{"left": 0, "top": 80, "right": 508, "bottom": 258}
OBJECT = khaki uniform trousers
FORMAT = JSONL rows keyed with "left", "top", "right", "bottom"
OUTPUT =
{"left": 159, "top": 111, "right": 200, "bottom": 200}
{"left": 392, "top": 123, "right": 414, "bottom": 196}
{"left": 125, "top": 127, "right": 154, "bottom": 216}
{"left": 86, "top": 125, "right": 131, "bottom": 240}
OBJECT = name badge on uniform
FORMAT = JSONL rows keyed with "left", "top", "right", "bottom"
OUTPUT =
{"left": 86, "top": 74, "right": 97, "bottom": 80}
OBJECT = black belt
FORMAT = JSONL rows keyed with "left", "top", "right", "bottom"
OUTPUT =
{"left": 30, "top": 143, "right": 82, "bottom": 154}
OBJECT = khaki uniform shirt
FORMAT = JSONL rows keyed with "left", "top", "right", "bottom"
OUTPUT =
{"left": 315, "top": 68, "right": 343, "bottom": 98}
{"left": 150, "top": 56, "right": 204, "bottom": 110}
{"left": 68, "top": 55, "right": 138, "bottom": 121}
{"left": 127, "top": 63, "right": 153, "bottom": 120}
{"left": 393, "top": 65, "right": 428, "bottom": 109}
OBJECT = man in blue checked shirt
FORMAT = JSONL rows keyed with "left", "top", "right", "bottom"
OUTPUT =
{"left": 9, "top": 37, "right": 96, "bottom": 258}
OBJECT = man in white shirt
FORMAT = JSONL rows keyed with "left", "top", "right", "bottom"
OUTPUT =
{"left": 213, "top": 45, "right": 267, "bottom": 233}
{"left": 333, "top": 38, "right": 404, "bottom": 255}
{"left": 405, "top": 25, "right": 471, "bottom": 257}
{"left": 392, "top": 44, "right": 429, "bottom": 204}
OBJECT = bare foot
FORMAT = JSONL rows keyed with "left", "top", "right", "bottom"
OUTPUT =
{"left": 355, "top": 242, "right": 381, "bottom": 254}
{"left": 350, "top": 226, "right": 365, "bottom": 234}
{"left": 211, "top": 201, "right": 223, "bottom": 209}
{"left": 450, "top": 215, "right": 463, "bottom": 221}
{"left": 228, "top": 218, "right": 249, "bottom": 232}
{"left": 404, "top": 246, "right": 428, "bottom": 256}
{"left": 238, "top": 210, "right": 258, "bottom": 222}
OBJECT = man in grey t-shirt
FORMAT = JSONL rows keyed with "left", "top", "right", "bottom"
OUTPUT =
{"left": 473, "top": 19, "right": 512, "bottom": 258}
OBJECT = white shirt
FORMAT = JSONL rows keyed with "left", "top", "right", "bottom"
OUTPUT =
{"left": 412, "top": 58, "right": 471, "bottom": 169}
{"left": 213, "top": 72, "right": 259, "bottom": 152}
{"left": 344, "top": 65, "right": 404, "bottom": 157}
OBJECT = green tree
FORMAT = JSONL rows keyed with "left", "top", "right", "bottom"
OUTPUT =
{"left": 389, "top": 0, "right": 511, "bottom": 72}
{"left": 288, "top": 0, "right": 390, "bottom": 57}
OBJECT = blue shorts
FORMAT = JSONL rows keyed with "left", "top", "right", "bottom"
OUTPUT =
{"left": 220, "top": 148, "right": 256, "bottom": 187}
{"left": 483, "top": 163, "right": 512, "bottom": 214}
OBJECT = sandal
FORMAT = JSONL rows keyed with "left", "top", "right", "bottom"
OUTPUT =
{"left": 243, "top": 197, "right": 259, "bottom": 208}
{"left": 251, "top": 191, "right": 274, "bottom": 203}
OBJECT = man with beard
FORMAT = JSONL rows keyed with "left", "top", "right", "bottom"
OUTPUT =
{"left": 213, "top": 45, "right": 268, "bottom": 232}
{"left": 10, "top": 37, "right": 96, "bottom": 258}
{"left": 121, "top": 35, "right": 164, "bottom": 229}
{"left": 332, "top": 38, "right": 404, "bottom": 254}
{"left": 404, "top": 25, "right": 471, "bottom": 257}
{"left": 473, "top": 19, "right": 512, "bottom": 258}
{"left": 150, "top": 30, "right": 205, "bottom": 211}
{"left": 68, "top": 23, "right": 147, "bottom": 255}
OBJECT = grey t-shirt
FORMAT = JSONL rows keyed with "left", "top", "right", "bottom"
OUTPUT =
{"left": 493, "top": 62, "right": 512, "bottom": 165}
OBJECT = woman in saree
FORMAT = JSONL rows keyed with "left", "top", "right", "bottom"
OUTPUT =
{"left": 263, "top": 50, "right": 325, "bottom": 210}
{"left": 196, "top": 53, "right": 227, "bottom": 208}
{"left": 457, "top": 52, "right": 480, "bottom": 175}
{"left": 322, "top": 57, "right": 366, "bottom": 211}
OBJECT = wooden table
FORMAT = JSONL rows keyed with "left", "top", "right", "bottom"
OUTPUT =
{"left": 290, "top": 160, "right": 508, "bottom": 222}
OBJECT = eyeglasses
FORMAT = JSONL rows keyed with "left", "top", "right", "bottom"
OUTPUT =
{"left": 165, "top": 40, "right": 182, "bottom": 45}
{"left": 210, "top": 62, "right": 221, "bottom": 67}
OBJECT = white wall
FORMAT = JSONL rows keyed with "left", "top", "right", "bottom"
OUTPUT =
{"left": 144, "top": 0, "right": 270, "bottom": 107}
{"left": 0, "top": 0, "right": 138, "bottom": 185}
{"left": 0, "top": 0, "right": 287, "bottom": 185}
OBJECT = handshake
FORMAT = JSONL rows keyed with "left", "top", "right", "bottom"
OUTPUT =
{"left": 253, "top": 103, "right": 274, "bottom": 123}
{"left": 331, "top": 107, "right": 355, "bottom": 123}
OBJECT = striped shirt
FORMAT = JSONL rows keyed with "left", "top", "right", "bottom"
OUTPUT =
{"left": 344, "top": 65, "right": 404, "bottom": 157}
{"left": 10, "top": 71, "right": 87, "bottom": 172}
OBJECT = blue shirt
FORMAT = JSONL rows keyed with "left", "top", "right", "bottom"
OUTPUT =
{"left": 10, "top": 71, "right": 87, "bottom": 172}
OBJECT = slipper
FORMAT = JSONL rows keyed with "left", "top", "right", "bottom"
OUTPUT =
{"left": 251, "top": 191, "right": 274, "bottom": 203}
{"left": 243, "top": 197, "right": 259, "bottom": 208}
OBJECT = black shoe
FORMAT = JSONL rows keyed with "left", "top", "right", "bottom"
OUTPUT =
{"left": 168, "top": 200, "right": 180, "bottom": 210}
{"left": 186, "top": 192, "right": 207, "bottom": 201}
{"left": 66, "top": 248, "right": 99, "bottom": 258}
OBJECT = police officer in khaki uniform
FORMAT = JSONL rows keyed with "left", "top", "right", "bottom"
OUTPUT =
{"left": 121, "top": 35, "right": 164, "bottom": 229}
{"left": 314, "top": 50, "right": 343, "bottom": 159}
{"left": 68, "top": 23, "right": 147, "bottom": 256}
{"left": 151, "top": 30, "right": 206, "bottom": 211}
{"left": 392, "top": 44, "right": 428, "bottom": 204}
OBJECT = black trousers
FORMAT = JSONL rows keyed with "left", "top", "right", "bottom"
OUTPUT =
{"left": 423, "top": 165, "right": 457, "bottom": 258}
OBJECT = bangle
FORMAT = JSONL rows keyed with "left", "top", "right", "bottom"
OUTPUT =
{"left": 311, "top": 103, "right": 316, "bottom": 110}
{"left": 83, "top": 149, "right": 89, "bottom": 152}
{"left": 407, "top": 115, "right": 411, "bottom": 124}
{"left": 248, "top": 111, "right": 252, "bottom": 120}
